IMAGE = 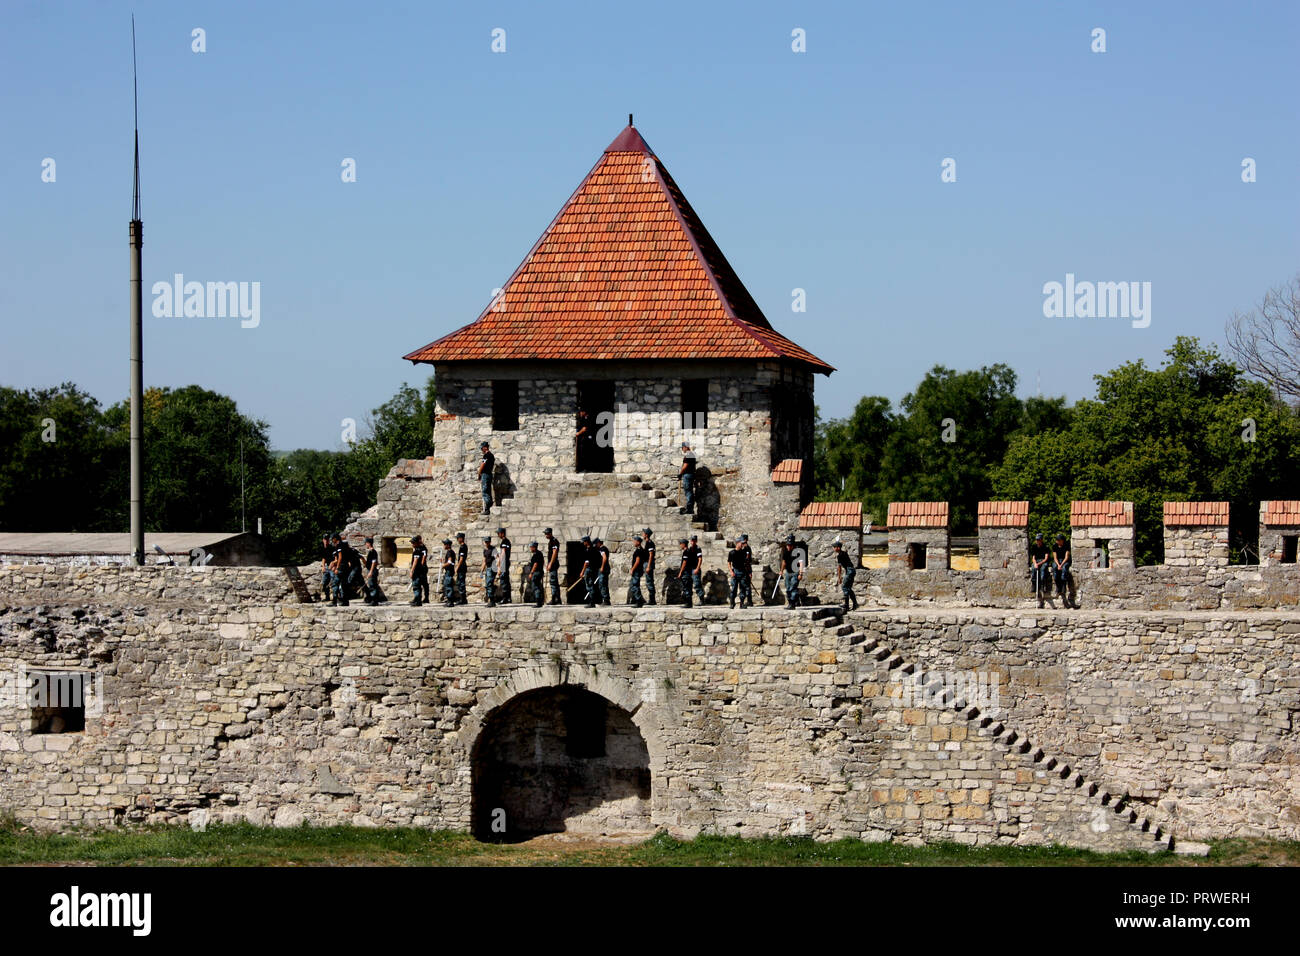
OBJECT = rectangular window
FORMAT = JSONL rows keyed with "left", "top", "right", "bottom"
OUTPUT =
{"left": 1283, "top": 536, "right": 1298, "bottom": 564}
{"left": 1096, "top": 540, "right": 1111, "bottom": 568}
{"left": 491, "top": 381, "right": 519, "bottom": 431}
{"left": 27, "top": 670, "right": 90, "bottom": 734}
{"left": 681, "top": 378, "right": 708, "bottom": 429}
{"left": 907, "top": 542, "right": 927, "bottom": 571}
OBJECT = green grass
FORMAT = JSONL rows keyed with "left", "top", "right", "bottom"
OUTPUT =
{"left": 1, "top": 817, "right": 1296, "bottom": 867}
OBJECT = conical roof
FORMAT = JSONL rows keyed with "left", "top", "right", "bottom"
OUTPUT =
{"left": 404, "top": 123, "right": 832, "bottom": 373}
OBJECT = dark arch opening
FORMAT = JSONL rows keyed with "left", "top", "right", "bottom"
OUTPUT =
{"left": 471, "top": 686, "right": 651, "bottom": 842}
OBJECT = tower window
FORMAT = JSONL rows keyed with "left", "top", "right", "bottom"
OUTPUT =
{"left": 681, "top": 379, "right": 708, "bottom": 429}
{"left": 492, "top": 381, "right": 519, "bottom": 431}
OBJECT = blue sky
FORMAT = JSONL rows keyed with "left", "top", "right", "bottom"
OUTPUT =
{"left": 2, "top": 1, "right": 1296, "bottom": 449}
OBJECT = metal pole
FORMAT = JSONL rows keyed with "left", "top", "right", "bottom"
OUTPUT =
{"left": 129, "top": 17, "right": 144, "bottom": 566}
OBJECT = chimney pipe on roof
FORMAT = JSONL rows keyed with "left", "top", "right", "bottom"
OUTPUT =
{"left": 628, "top": 113, "right": 633, "bottom": 126}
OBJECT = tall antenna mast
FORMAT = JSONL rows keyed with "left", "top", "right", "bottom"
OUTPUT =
{"left": 129, "top": 15, "right": 145, "bottom": 565}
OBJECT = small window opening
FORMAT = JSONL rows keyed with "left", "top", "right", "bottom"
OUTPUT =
{"left": 1096, "top": 540, "right": 1111, "bottom": 568}
{"left": 1283, "top": 536, "right": 1298, "bottom": 564}
{"left": 907, "top": 542, "right": 927, "bottom": 570}
{"left": 681, "top": 379, "right": 708, "bottom": 429}
{"left": 492, "top": 381, "right": 519, "bottom": 431}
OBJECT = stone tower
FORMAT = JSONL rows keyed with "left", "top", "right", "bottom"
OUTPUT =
{"left": 350, "top": 122, "right": 832, "bottom": 589}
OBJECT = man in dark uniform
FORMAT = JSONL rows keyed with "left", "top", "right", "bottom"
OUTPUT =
{"left": 526, "top": 541, "right": 545, "bottom": 608}
{"left": 495, "top": 528, "right": 512, "bottom": 604}
{"left": 739, "top": 533, "right": 754, "bottom": 608}
{"left": 628, "top": 534, "right": 647, "bottom": 607}
{"left": 779, "top": 535, "right": 801, "bottom": 609}
{"left": 727, "top": 536, "right": 747, "bottom": 609}
{"left": 454, "top": 533, "right": 468, "bottom": 606}
{"left": 642, "top": 528, "right": 657, "bottom": 605}
{"left": 409, "top": 534, "right": 429, "bottom": 606}
{"left": 679, "top": 443, "right": 697, "bottom": 515}
{"left": 594, "top": 536, "right": 612, "bottom": 605}
{"left": 575, "top": 409, "right": 594, "bottom": 471}
{"left": 544, "top": 528, "right": 562, "bottom": 605}
{"left": 834, "top": 539, "right": 859, "bottom": 611}
{"left": 328, "top": 534, "right": 350, "bottom": 607}
{"left": 1029, "top": 532, "right": 1050, "bottom": 608}
{"left": 362, "top": 536, "right": 381, "bottom": 605}
{"left": 477, "top": 442, "right": 495, "bottom": 515}
{"left": 481, "top": 536, "right": 497, "bottom": 607}
{"left": 439, "top": 539, "right": 456, "bottom": 607}
{"left": 677, "top": 535, "right": 705, "bottom": 607}
{"left": 579, "top": 535, "right": 597, "bottom": 607}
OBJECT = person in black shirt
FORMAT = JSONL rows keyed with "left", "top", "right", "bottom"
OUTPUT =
{"left": 739, "top": 533, "right": 754, "bottom": 608}
{"left": 319, "top": 533, "right": 333, "bottom": 602}
{"left": 526, "top": 541, "right": 545, "bottom": 607}
{"left": 544, "top": 528, "right": 562, "bottom": 605}
{"left": 362, "top": 536, "right": 381, "bottom": 605}
{"left": 328, "top": 533, "right": 351, "bottom": 607}
{"left": 628, "top": 534, "right": 647, "bottom": 607}
{"left": 1029, "top": 533, "right": 1050, "bottom": 607}
{"left": 575, "top": 410, "right": 595, "bottom": 472}
{"left": 594, "top": 537, "right": 612, "bottom": 605}
{"left": 409, "top": 534, "right": 429, "bottom": 606}
{"left": 454, "top": 533, "right": 468, "bottom": 605}
{"left": 727, "top": 537, "right": 747, "bottom": 609}
{"left": 679, "top": 443, "right": 697, "bottom": 515}
{"left": 579, "top": 536, "right": 597, "bottom": 607}
{"left": 481, "top": 536, "right": 498, "bottom": 607}
{"left": 1052, "top": 533, "right": 1077, "bottom": 608}
{"left": 478, "top": 442, "right": 495, "bottom": 515}
{"left": 642, "top": 528, "right": 657, "bottom": 605}
{"left": 834, "top": 539, "right": 859, "bottom": 611}
{"left": 438, "top": 539, "right": 456, "bottom": 607}
{"left": 677, "top": 535, "right": 704, "bottom": 607}
{"left": 496, "top": 528, "right": 512, "bottom": 604}
{"left": 779, "top": 535, "right": 801, "bottom": 609}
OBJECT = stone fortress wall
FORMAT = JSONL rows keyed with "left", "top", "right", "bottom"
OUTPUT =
{"left": 1, "top": 562, "right": 1297, "bottom": 853}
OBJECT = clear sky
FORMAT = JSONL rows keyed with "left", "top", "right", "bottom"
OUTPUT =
{"left": 2, "top": 1, "right": 1296, "bottom": 450}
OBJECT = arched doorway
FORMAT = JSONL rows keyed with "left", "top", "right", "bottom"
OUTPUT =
{"left": 471, "top": 686, "right": 651, "bottom": 841}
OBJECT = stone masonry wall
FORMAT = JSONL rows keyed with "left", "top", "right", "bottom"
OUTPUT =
{"left": 1163, "top": 526, "right": 1229, "bottom": 567}
{"left": 2, "top": 573, "right": 1296, "bottom": 849}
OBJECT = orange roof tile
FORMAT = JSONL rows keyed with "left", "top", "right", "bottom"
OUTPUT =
{"left": 977, "top": 501, "right": 1029, "bottom": 528}
{"left": 1070, "top": 501, "right": 1134, "bottom": 527}
{"left": 1162, "top": 501, "right": 1229, "bottom": 526}
{"left": 404, "top": 125, "right": 833, "bottom": 373}
{"left": 1262, "top": 500, "right": 1300, "bottom": 526}
{"left": 770, "top": 459, "right": 803, "bottom": 483}
{"left": 886, "top": 502, "right": 949, "bottom": 529}
{"left": 799, "top": 501, "right": 862, "bottom": 529}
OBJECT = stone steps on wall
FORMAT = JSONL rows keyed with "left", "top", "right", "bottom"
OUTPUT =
{"left": 819, "top": 605, "right": 1175, "bottom": 852}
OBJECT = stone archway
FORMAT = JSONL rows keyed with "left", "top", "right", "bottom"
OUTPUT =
{"left": 463, "top": 666, "right": 660, "bottom": 841}
{"left": 470, "top": 685, "right": 651, "bottom": 841}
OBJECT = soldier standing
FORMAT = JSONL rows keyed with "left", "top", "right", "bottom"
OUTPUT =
{"left": 594, "top": 536, "right": 612, "bottom": 605}
{"left": 544, "top": 528, "right": 562, "bottom": 605}
{"left": 481, "top": 536, "right": 498, "bottom": 607}
{"left": 579, "top": 535, "right": 598, "bottom": 608}
{"left": 454, "top": 533, "right": 468, "bottom": 606}
{"left": 575, "top": 409, "right": 595, "bottom": 472}
{"left": 477, "top": 442, "right": 495, "bottom": 515}
{"left": 739, "top": 533, "right": 754, "bottom": 608}
{"left": 642, "top": 528, "right": 657, "bottom": 605}
{"left": 526, "top": 542, "right": 545, "bottom": 608}
{"left": 779, "top": 535, "right": 802, "bottom": 609}
{"left": 496, "top": 528, "right": 512, "bottom": 604}
{"left": 409, "top": 534, "right": 430, "bottom": 607}
{"left": 727, "top": 536, "right": 747, "bottom": 609}
{"left": 362, "top": 536, "right": 381, "bottom": 605}
{"left": 628, "top": 534, "right": 647, "bottom": 607}
{"left": 678, "top": 443, "right": 697, "bottom": 515}
{"left": 834, "top": 539, "right": 859, "bottom": 611}
{"left": 439, "top": 539, "right": 457, "bottom": 607}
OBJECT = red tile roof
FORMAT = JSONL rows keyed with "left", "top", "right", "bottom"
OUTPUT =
{"left": 977, "top": 501, "right": 1029, "bottom": 528}
{"left": 887, "top": 502, "right": 949, "bottom": 528}
{"left": 1162, "top": 501, "right": 1230, "bottom": 526}
{"left": 770, "top": 459, "right": 803, "bottom": 483}
{"left": 799, "top": 501, "right": 862, "bottom": 529}
{"left": 1070, "top": 501, "right": 1133, "bottom": 527}
{"left": 404, "top": 125, "right": 833, "bottom": 373}
{"left": 1262, "top": 500, "right": 1300, "bottom": 526}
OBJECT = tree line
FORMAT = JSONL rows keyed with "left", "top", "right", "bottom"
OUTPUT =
{"left": 813, "top": 337, "right": 1300, "bottom": 563}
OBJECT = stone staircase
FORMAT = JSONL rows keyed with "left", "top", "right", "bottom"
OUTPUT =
{"left": 807, "top": 605, "right": 1176, "bottom": 851}
{"left": 465, "top": 472, "right": 725, "bottom": 548}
